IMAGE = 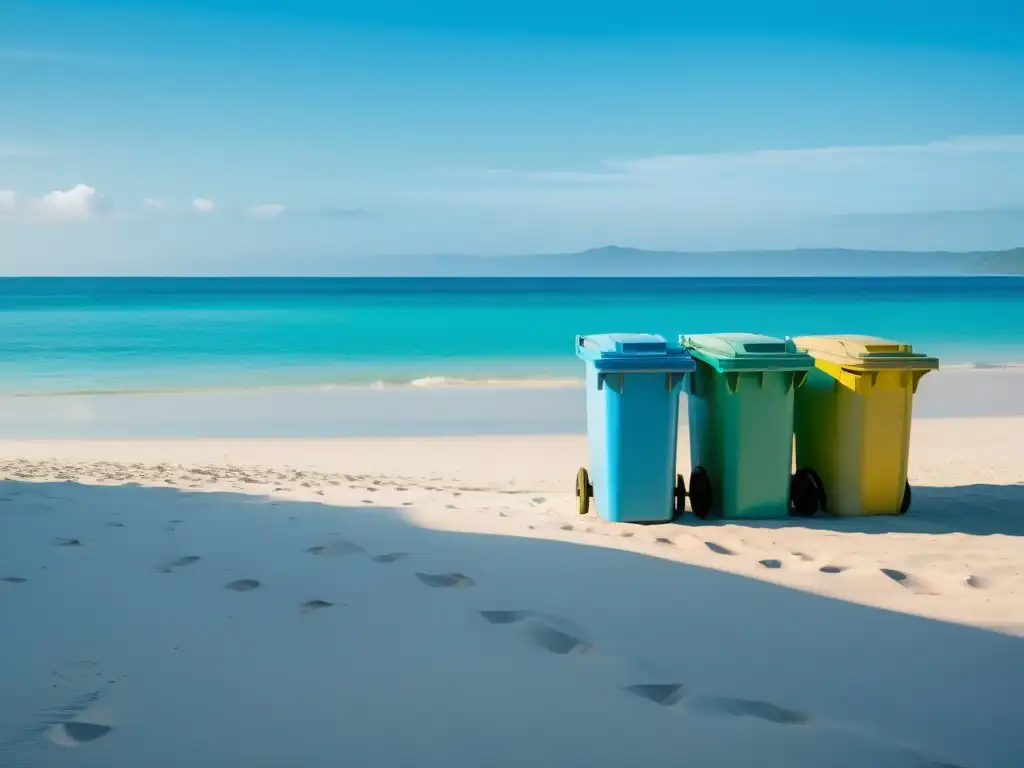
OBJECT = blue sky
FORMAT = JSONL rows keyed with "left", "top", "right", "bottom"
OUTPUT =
{"left": 1, "top": 0, "right": 1023, "bottom": 274}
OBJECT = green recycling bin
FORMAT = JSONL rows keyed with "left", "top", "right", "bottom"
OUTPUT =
{"left": 681, "top": 333, "right": 816, "bottom": 519}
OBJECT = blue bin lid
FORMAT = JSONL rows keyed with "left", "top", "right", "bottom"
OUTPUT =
{"left": 576, "top": 333, "right": 696, "bottom": 373}
{"left": 681, "top": 332, "right": 815, "bottom": 373}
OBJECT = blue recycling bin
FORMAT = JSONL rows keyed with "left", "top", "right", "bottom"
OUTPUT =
{"left": 575, "top": 333, "right": 696, "bottom": 523}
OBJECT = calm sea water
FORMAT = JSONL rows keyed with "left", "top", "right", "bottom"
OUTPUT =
{"left": 1, "top": 277, "right": 1022, "bottom": 396}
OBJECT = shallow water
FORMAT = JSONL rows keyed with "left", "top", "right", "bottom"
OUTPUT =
{"left": 1, "top": 276, "right": 1022, "bottom": 395}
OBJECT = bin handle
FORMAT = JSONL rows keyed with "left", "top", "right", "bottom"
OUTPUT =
{"left": 596, "top": 372, "right": 625, "bottom": 393}
{"left": 666, "top": 372, "right": 687, "bottom": 392}
{"left": 910, "top": 369, "right": 931, "bottom": 394}
{"left": 787, "top": 370, "right": 809, "bottom": 393}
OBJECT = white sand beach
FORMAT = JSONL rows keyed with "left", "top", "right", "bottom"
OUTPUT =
{"left": 1, "top": 411, "right": 1022, "bottom": 767}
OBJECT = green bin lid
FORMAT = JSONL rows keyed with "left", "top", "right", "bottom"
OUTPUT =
{"left": 792, "top": 334, "right": 939, "bottom": 371}
{"left": 680, "top": 332, "right": 815, "bottom": 373}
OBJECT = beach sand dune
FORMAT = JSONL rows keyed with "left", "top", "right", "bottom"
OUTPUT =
{"left": 1, "top": 417, "right": 1021, "bottom": 767}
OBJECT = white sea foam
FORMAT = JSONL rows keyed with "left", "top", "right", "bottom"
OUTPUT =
{"left": 5, "top": 363, "right": 1024, "bottom": 399}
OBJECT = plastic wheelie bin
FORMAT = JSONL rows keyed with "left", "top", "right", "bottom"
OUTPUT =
{"left": 792, "top": 335, "right": 938, "bottom": 516}
{"left": 680, "top": 333, "right": 816, "bottom": 519}
{"left": 575, "top": 334, "right": 696, "bottom": 523}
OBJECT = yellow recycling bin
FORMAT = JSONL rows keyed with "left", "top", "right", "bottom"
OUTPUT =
{"left": 792, "top": 335, "right": 938, "bottom": 516}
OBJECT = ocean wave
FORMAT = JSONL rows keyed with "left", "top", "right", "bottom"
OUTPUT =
{"left": 0, "top": 375, "right": 585, "bottom": 398}
{"left": 938, "top": 361, "right": 1024, "bottom": 371}
{"left": 407, "top": 376, "right": 582, "bottom": 389}
{"left": 2, "top": 363, "right": 1023, "bottom": 398}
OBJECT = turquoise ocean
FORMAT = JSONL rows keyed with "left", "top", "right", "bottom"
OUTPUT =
{"left": 1, "top": 276, "right": 1022, "bottom": 396}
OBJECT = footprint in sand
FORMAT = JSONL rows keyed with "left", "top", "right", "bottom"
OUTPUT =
{"left": 300, "top": 599, "right": 334, "bottom": 614}
{"left": 685, "top": 696, "right": 810, "bottom": 725}
{"left": 415, "top": 572, "right": 475, "bottom": 589}
{"left": 479, "top": 609, "right": 531, "bottom": 625}
{"left": 655, "top": 537, "right": 674, "bottom": 545}
{"left": 965, "top": 574, "right": 989, "bottom": 589}
{"left": 225, "top": 579, "right": 261, "bottom": 592}
{"left": 880, "top": 568, "right": 911, "bottom": 586}
{"left": 759, "top": 559, "right": 783, "bottom": 569}
{"left": 372, "top": 553, "right": 409, "bottom": 564}
{"left": 625, "top": 684, "right": 808, "bottom": 726}
{"left": 532, "top": 497, "right": 547, "bottom": 505}
{"left": 560, "top": 524, "right": 574, "bottom": 531}
{"left": 158, "top": 555, "right": 200, "bottom": 573}
{"left": 819, "top": 565, "right": 846, "bottom": 574}
{"left": 526, "top": 623, "right": 593, "bottom": 655}
{"left": 48, "top": 720, "right": 114, "bottom": 746}
{"left": 791, "top": 551, "right": 814, "bottom": 562}
{"left": 0, "top": 689, "right": 116, "bottom": 752}
{"left": 478, "top": 610, "right": 592, "bottom": 656}
{"left": 880, "top": 568, "right": 935, "bottom": 595}
{"left": 306, "top": 540, "right": 365, "bottom": 557}
{"left": 704, "top": 541, "right": 734, "bottom": 556}
{"left": 623, "top": 683, "right": 687, "bottom": 707}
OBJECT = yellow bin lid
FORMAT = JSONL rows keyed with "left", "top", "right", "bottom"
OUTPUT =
{"left": 792, "top": 334, "right": 939, "bottom": 371}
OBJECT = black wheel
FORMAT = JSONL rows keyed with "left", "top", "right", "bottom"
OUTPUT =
{"left": 899, "top": 480, "right": 911, "bottom": 515}
{"left": 688, "top": 467, "right": 713, "bottom": 519}
{"left": 575, "top": 467, "right": 592, "bottom": 516}
{"left": 672, "top": 474, "right": 686, "bottom": 521}
{"left": 790, "top": 468, "right": 824, "bottom": 517}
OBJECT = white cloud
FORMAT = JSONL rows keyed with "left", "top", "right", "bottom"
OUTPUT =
{"left": 472, "top": 134, "right": 1024, "bottom": 183}
{"left": 457, "top": 168, "right": 621, "bottom": 184}
{"left": 0, "top": 189, "right": 16, "bottom": 212}
{"left": 247, "top": 203, "right": 285, "bottom": 219}
{"left": 192, "top": 197, "right": 215, "bottom": 213}
{"left": 608, "top": 134, "right": 1024, "bottom": 175}
{"left": 142, "top": 197, "right": 166, "bottom": 210}
{"left": 26, "top": 184, "right": 104, "bottom": 221}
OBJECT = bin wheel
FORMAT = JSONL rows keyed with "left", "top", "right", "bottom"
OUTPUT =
{"left": 672, "top": 474, "right": 686, "bottom": 521}
{"left": 899, "top": 481, "right": 912, "bottom": 515}
{"left": 688, "top": 467, "right": 712, "bottom": 520}
{"left": 575, "top": 467, "right": 592, "bottom": 516}
{"left": 790, "top": 468, "right": 824, "bottom": 517}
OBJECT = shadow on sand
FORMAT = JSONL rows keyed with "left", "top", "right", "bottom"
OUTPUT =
{"left": 0, "top": 479, "right": 1021, "bottom": 768}
{"left": 679, "top": 483, "right": 1024, "bottom": 536}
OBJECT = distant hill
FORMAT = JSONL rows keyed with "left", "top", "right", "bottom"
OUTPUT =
{"left": 968, "top": 247, "right": 1024, "bottom": 275}
{"left": 265, "top": 245, "right": 1024, "bottom": 277}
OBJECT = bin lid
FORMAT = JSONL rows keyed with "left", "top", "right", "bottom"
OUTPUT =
{"left": 680, "top": 333, "right": 815, "bottom": 372}
{"left": 792, "top": 334, "right": 939, "bottom": 371}
{"left": 576, "top": 333, "right": 696, "bottom": 373}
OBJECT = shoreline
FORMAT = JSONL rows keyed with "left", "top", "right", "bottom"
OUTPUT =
{"left": 0, "top": 361, "right": 1022, "bottom": 400}
{"left": 1, "top": 367, "right": 1022, "bottom": 439}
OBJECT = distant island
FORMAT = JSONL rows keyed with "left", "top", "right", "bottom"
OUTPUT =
{"left": 247, "top": 245, "right": 1024, "bottom": 277}
{"left": 969, "top": 248, "right": 1024, "bottom": 275}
